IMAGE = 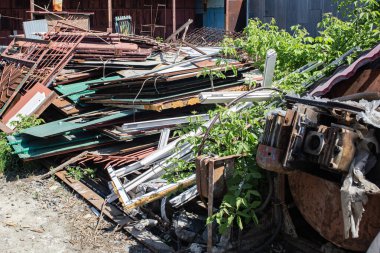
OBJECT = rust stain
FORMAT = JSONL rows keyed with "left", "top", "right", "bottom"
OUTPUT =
{"left": 288, "top": 171, "right": 380, "bottom": 252}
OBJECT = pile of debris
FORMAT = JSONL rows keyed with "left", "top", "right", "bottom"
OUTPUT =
{"left": 2, "top": 14, "right": 380, "bottom": 253}
{"left": 0, "top": 20, "right": 263, "bottom": 252}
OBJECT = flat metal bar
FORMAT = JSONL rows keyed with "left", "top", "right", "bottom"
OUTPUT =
{"left": 0, "top": 55, "right": 36, "bottom": 67}
{"left": 263, "top": 49, "right": 277, "bottom": 88}
{"left": 122, "top": 114, "right": 209, "bottom": 132}
{"left": 169, "top": 185, "right": 198, "bottom": 208}
{"left": 199, "top": 91, "right": 274, "bottom": 104}
{"left": 122, "top": 175, "right": 196, "bottom": 211}
{"left": 158, "top": 128, "right": 171, "bottom": 149}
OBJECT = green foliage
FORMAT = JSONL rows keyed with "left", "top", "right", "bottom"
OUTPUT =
{"left": 0, "top": 115, "right": 44, "bottom": 175}
{"left": 222, "top": 0, "right": 379, "bottom": 93}
{"left": 67, "top": 166, "right": 96, "bottom": 181}
{"left": 165, "top": 103, "right": 273, "bottom": 233}
{"left": 10, "top": 115, "right": 45, "bottom": 132}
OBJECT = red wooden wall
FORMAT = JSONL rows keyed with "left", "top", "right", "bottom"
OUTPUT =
{"left": 0, "top": 0, "right": 196, "bottom": 44}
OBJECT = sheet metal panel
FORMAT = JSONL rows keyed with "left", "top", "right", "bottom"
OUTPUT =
{"left": 23, "top": 19, "right": 48, "bottom": 40}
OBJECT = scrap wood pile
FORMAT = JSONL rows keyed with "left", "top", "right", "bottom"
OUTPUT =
{"left": 0, "top": 21, "right": 261, "bottom": 252}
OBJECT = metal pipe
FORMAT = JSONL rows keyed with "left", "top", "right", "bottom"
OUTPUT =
{"left": 172, "top": 0, "right": 176, "bottom": 33}
{"left": 108, "top": 0, "right": 113, "bottom": 32}
{"left": 30, "top": 0, "right": 35, "bottom": 20}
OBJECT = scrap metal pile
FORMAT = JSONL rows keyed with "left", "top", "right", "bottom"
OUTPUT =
{"left": 0, "top": 20, "right": 259, "bottom": 252}
{"left": 1, "top": 15, "right": 380, "bottom": 252}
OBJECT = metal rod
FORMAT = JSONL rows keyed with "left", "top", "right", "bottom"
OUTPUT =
{"left": 108, "top": 0, "right": 113, "bottom": 32}
{"left": 30, "top": 0, "right": 35, "bottom": 20}
{"left": 172, "top": 0, "right": 176, "bottom": 34}
{"left": 122, "top": 175, "right": 196, "bottom": 211}
{"left": 122, "top": 114, "right": 209, "bottom": 132}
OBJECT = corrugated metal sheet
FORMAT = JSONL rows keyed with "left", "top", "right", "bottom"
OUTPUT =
{"left": 23, "top": 19, "right": 48, "bottom": 40}
{"left": 204, "top": 8, "right": 225, "bottom": 29}
{"left": 248, "top": 0, "right": 339, "bottom": 36}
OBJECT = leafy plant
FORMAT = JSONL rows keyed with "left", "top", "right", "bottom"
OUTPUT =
{"left": 10, "top": 115, "right": 45, "bottom": 132}
{"left": 0, "top": 115, "right": 44, "bottom": 175}
{"left": 165, "top": 103, "right": 273, "bottom": 233}
{"left": 67, "top": 166, "right": 96, "bottom": 181}
{"left": 197, "top": 58, "right": 238, "bottom": 91}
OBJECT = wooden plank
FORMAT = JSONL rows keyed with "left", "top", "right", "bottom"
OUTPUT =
{"left": 39, "top": 151, "right": 89, "bottom": 180}
{"left": 52, "top": 97, "right": 80, "bottom": 116}
{"left": 55, "top": 170, "right": 174, "bottom": 253}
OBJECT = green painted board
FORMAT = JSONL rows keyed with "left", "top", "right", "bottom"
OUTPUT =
{"left": 7, "top": 132, "right": 114, "bottom": 160}
{"left": 19, "top": 109, "right": 134, "bottom": 138}
{"left": 55, "top": 75, "right": 124, "bottom": 103}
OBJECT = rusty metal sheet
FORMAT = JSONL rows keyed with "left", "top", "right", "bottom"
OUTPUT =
{"left": 288, "top": 171, "right": 380, "bottom": 252}
{"left": 311, "top": 43, "right": 380, "bottom": 97}
{"left": 226, "top": 0, "right": 244, "bottom": 32}
{"left": 256, "top": 145, "right": 293, "bottom": 174}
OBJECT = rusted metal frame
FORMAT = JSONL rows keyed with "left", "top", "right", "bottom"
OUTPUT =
{"left": 37, "top": 34, "right": 85, "bottom": 89}
{"left": 207, "top": 159, "right": 215, "bottom": 253}
{"left": 27, "top": 31, "right": 84, "bottom": 89}
{"left": 17, "top": 28, "right": 85, "bottom": 98}
{"left": 55, "top": 170, "right": 174, "bottom": 253}
{"left": 1, "top": 39, "right": 46, "bottom": 65}
{"left": 0, "top": 48, "right": 51, "bottom": 115}
{"left": 0, "top": 56, "right": 36, "bottom": 68}
{"left": 15, "top": 37, "right": 50, "bottom": 44}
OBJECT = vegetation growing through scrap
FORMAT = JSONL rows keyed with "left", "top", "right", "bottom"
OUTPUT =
{"left": 67, "top": 166, "right": 96, "bottom": 181}
{"left": 164, "top": 0, "right": 380, "bottom": 234}
{"left": 0, "top": 115, "right": 44, "bottom": 175}
{"left": 165, "top": 103, "right": 272, "bottom": 233}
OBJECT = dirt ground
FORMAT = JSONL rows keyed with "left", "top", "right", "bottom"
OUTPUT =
{"left": 0, "top": 175, "right": 146, "bottom": 253}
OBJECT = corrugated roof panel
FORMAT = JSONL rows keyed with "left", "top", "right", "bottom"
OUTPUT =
{"left": 23, "top": 19, "right": 48, "bottom": 40}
